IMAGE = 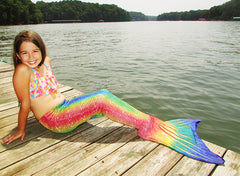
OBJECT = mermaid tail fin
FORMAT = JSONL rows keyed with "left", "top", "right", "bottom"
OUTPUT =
{"left": 138, "top": 118, "right": 225, "bottom": 165}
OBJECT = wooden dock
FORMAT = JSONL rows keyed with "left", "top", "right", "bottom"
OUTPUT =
{"left": 0, "top": 61, "right": 239, "bottom": 176}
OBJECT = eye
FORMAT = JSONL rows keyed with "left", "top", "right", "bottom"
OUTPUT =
{"left": 34, "top": 50, "right": 39, "bottom": 53}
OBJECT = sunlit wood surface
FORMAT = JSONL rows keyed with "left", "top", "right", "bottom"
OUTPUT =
{"left": 0, "top": 61, "right": 239, "bottom": 176}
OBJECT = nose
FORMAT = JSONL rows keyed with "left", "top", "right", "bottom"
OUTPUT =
{"left": 28, "top": 52, "right": 34, "bottom": 60}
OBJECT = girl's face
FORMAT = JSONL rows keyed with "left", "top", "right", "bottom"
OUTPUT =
{"left": 17, "top": 41, "right": 42, "bottom": 68}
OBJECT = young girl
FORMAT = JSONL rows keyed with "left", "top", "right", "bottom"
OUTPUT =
{"left": 1, "top": 30, "right": 224, "bottom": 165}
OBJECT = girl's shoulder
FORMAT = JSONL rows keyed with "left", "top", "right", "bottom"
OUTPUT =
{"left": 15, "top": 63, "right": 32, "bottom": 73}
{"left": 44, "top": 56, "right": 52, "bottom": 67}
{"left": 14, "top": 64, "right": 32, "bottom": 79}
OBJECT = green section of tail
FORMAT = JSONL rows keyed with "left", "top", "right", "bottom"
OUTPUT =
{"left": 166, "top": 119, "right": 224, "bottom": 164}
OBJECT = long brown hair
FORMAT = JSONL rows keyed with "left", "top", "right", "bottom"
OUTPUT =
{"left": 13, "top": 30, "right": 46, "bottom": 68}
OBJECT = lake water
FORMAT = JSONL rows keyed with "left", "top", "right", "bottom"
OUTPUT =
{"left": 0, "top": 21, "right": 239, "bottom": 153}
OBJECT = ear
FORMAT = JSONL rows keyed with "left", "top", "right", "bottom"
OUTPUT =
{"left": 16, "top": 53, "right": 20, "bottom": 59}
{"left": 15, "top": 53, "right": 22, "bottom": 64}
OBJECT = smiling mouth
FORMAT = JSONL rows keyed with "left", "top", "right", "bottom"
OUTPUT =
{"left": 28, "top": 60, "right": 37, "bottom": 65}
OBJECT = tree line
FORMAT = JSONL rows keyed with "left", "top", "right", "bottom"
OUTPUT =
{"left": 157, "top": 0, "right": 240, "bottom": 21}
{"left": 0, "top": 0, "right": 130, "bottom": 25}
{"left": 36, "top": 1, "right": 130, "bottom": 23}
{"left": 0, "top": 0, "right": 43, "bottom": 25}
{"left": 1, "top": 0, "right": 239, "bottom": 25}
{"left": 129, "top": 12, "right": 149, "bottom": 21}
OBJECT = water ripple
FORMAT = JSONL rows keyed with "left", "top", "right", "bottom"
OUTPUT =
{"left": 0, "top": 21, "right": 239, "bottom": 153}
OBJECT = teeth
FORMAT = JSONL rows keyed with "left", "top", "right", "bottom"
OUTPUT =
{"left": 29, "top": 61, "right": 36, "bottom": 65}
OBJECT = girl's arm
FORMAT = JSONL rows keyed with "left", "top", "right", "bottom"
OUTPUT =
{"left": 1, "top": 64, "right": 31, "bottom": 145}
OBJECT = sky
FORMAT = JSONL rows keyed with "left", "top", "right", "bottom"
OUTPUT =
{"left": 32, "top": 0, "right": 230, "bottom": 16}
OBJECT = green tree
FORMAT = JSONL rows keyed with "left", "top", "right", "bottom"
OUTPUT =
{"left": 36, "top": 1, "right": 130, "bottom": 23}
{"left": 0, "top": 0, "right": 43, "bottom": 25}
{"left": 129, "top": 12, "right": 148, "bottom": 21}
{"left": 157, "top": 0, "right": 240, "bottom": 21}
{"left": 209, "top": 6, "right": 222, "bottom": 20}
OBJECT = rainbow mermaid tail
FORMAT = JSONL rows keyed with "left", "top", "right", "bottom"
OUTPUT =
{"left": 39, "top": 89, "right": 224, "bottom": 165}
{"left": 138, "top": 118, "right": 224, "bottom": 164}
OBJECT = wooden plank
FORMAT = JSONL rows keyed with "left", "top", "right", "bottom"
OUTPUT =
{"left": 0, "top": 101, "right": 18, "bottom": 111}
{"left": 0, "top": 115, "right": 103, "bottom": 154}
{"left": 0, "top": 74, "right": 16, "bottom": 104}
{"left": 123, "top": 145, "right": 183, "bottom": 176}
{"left": 0, "top": 117, "right": 108, "bottom": 171}
{"left": 213, "top": 150, "right": 240, "bottom": 176}
{"left": 0, "top": 118, "right": 119, "bottom": 175}
{"left": 78, "top": 137, "right": 158, "bottom": 176}
{"left": 0, "top": 106, "right": 19, "bottom": 119}
{"left": 0, "top": 77, "right": 12, "bottom": 84}
{"left": 0, "top": 81, "right": 12, "bottom": 89}
{"left": 0, "top": 86, "right": 14, "bottom": 95}
{"left": 32, "top": 126, "right": 137, "bottom": 176}
{"left": 58, "top": 84, "right": 74, "bottom": 93}
{"left": 0, "top": 61, "right": 14, "bottom": 67}
{"left": 166, "top": 141, "right": 227, "bottom": 176}
{"left": 0, "top": 71, "right": 13, "bottom": 79}
{"left": 0, "top": 109, "right": 33, "bottom": 129}
{"left": 0, "top": 89, "right": 16, "bottom": 102}
{"left": 0, "top": 119, "right": 47, "bottom": 153}
{"left": 0, "top": 113, "right": 21, "bottom": 129}
{"left": 0, "top": 63, "right": 14, "bottom": 72}
{"left": 0, "top": 97, "right": 18, "bottom": 105}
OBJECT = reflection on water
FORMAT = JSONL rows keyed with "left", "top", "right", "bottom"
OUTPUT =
{"left": 0, "top": 21, "right": 240, "bottom": 152}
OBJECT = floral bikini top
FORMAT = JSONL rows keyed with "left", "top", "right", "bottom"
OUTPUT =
{"left": 30, "top": 63, "right": 58, "bottom": 98}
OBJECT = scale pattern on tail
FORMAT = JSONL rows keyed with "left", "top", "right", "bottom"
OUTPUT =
{"left": 39, "top": 89, "right": 224, "bottom": 165}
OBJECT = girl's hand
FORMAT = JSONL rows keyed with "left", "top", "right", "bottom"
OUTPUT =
{"left": 1, "top": 130, "right": 25, "bottom": 145}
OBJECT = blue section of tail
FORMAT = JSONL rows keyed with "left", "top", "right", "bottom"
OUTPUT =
{"left": 167, "top": 119, "right": 225, "bottom": 165}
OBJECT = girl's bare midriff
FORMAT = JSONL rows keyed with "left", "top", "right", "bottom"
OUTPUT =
{"left": 30, "top": 90, "right": 65, "bottom": 120}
